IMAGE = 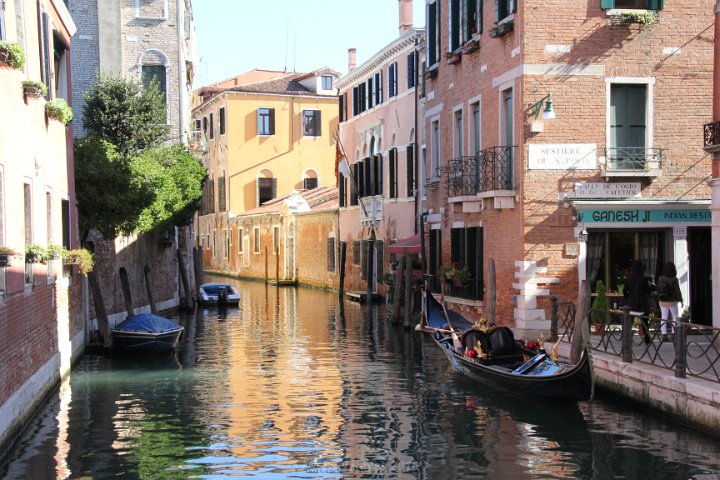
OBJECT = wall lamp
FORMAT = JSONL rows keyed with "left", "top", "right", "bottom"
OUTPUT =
{"left": 532, "top": 93, "right": 556, "bottom": 120}
{"left": 578, "top": 226, "right": 589, "bottom": 243}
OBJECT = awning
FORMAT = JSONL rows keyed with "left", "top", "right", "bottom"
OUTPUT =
{"left": 387, "top": 233, "right": 423, "bottom": 255}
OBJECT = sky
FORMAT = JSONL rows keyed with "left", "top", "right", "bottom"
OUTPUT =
{"left": 191, "top": 0, "right": 426, "bottom": 87}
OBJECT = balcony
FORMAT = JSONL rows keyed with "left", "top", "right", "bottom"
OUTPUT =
{"left": 188, "top": 130, "right": 206, "bottom": 152}
{"left": 703, "top": 120, "right": 720, "bottom": 153}
{"left": 602, "top": 147, "right": 664, "bottom": 178}
{"left": 442, "top": 146, "right": 515, "bottom": 197}
{"left": 359, "top": 196, "right": 384, "bottom": 226}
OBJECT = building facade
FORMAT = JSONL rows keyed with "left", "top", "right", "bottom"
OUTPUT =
{"left": 336, "top": 0, "right": 423, "bottom": 295}
{"left": 421, "top": 0, "right": 714, "bottom": 328}
{"left": 67, "top": 0, "right": 199, "bottom": 324}
{"left": 0, "top": 0, "right": 83, "bottom": 454}
{"left": 193, "top": 69, "right": 340, "bottom": 280}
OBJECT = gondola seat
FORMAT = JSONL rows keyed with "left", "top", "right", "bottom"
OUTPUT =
{"left": 487, "top": 327, "right": 524, "bottom": 365}
{"left": 462, "top": 329, "right": 490, "bottom": 354}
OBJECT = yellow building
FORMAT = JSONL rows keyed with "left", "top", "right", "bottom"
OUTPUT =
{"left": 192, "top": 68, "right": 340, "bottom": 272}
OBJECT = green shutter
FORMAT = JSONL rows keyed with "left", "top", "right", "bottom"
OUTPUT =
{"left": 600, "top": 0, "right": 614, "bottom": 10}
{"left": 645, "top": 0, "right": 663, "bottom": 10}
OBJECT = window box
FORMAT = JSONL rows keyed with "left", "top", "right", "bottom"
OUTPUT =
{"left": 463, "top": 38, "right": 480, "bottom": 54}
{"left": 22, "top": 80, "right": 48, "bottom": 98}
{"left": 445, "top": 52, "right": 462, "bottom": 65}
{"left": 45, "top": 99, "right": 73, "bottom": 124}
{"left": 608, "top": 9, "right": 658, "bottom": 25}
{"left": 0, "top": 246, "right": 19, "bottom": 268}
{"left": 489, "top": 20, "right": 514, "bottom": 38}
{"left": 0, "top": 41, "right": 25, "bottom": 70}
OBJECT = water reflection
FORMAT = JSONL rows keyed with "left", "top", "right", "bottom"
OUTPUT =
{"left": 1, "top": 279, "right": 719, "bottom": 479}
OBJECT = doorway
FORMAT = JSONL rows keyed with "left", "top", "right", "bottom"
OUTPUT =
{"left": 688, "top": 227, "right": 712, "bottom": 326}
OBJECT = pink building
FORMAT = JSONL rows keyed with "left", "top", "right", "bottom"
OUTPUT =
{"left": 336, "top": 0, "right": 423, "bottom": 295}
{"left": 0, "top": 0, "right": 85, "bottom": 453}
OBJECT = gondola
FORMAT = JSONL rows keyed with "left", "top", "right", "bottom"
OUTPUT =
{"left": 112, "top": 313, "right": 184, "bottom": 353}
{"left": 424, "top": 292, "right": 593, "bottom": 401}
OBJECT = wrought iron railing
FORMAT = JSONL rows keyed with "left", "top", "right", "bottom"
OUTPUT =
{"left": 604, "top": 147, "right": 665, "bottom": 170}
{"left": 551, "top": 297, "right": 720, "bottom": 384}
{"left": 442, "top": 146, "right": 514, "bottom": 197}
{"left": 703, "top": 120, "right": 720, "bottom": 151}
{"left": 427, "top": 274, "right": 483, "bottom": 301}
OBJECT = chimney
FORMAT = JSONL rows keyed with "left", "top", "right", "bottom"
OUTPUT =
{"left": 348, "top": 48, "right": 357, "bottom": 72}
{"left": 399, "top": 0, "right": 413, "bottom": 35}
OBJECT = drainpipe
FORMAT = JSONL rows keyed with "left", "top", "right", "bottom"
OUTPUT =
{"left": 712, "top": 0, "right": 720, "bottom": 328}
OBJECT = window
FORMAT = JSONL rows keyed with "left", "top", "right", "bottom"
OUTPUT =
{"left": 194, "top": 119, "right": 201, "bottom": 131}
{"left": 142, "top": 64, "right": 167, "bottom": 107}
{"left": 257, "top": 107, "right": 275, "bottom": 135}
{"left": 52, "top": 33, "right": 70, "bottom": 100}
{"left": 608, "top": 83, "right": 649, "bottom": 169}
{"left": 471, "top": 101, "right": 481, "bottom": 155}
{"left": 601, "top": 0, "right": 663, "bottom": 9}
{"left": 303, "top": 174, "right": 318, "bottom": 190}
{"left": 24, "top": 182, "right": 32, "bottom": 284}
{"left": 500, "top": 87, "right": 514, "bottom": 189}
{"left": 339, "top": 94, "right": 346, "bottom": 122}
{"left": 448, "top": 226, "right": 484, "bottom": 300}
{"left": 218, "top": 173, "right": 226, "bottom": 212}
{"left": 388, "top": 62, "right": 398, "bottom": 98}
{"left": 273, "top": 226, "right": 280, "bottom": 254}
{"left": 450, "top": 0, "right": 482, "bottom": 45}
{"left": 203, "top": 116, "right": 208, "bottom": 134}
{"left": 366, "top": 77, "right": 374, "bottom": 109}
{"left": 427, "top": 1, "right": 439, "bottom": 67}
{"left": 374, "top": 71, "right": 383, "bottom": 105}
{"left": 494, "top": 0, "right": 516, "bottom": 23}
{"left": 303, "top": 110, "right": 321, "bottom": 136}
{"left": 389, "top": 148, "right": 398, "bottom": 199}
{"left": 61, "top": 199, "right": 70, "bottom": 249}
{"left": 219, "top": 107, "right": 225, "bottom": 135}
{"left": 257, "top": 172, "right": 276, "bottom": 206}
{"left": 0, "top": 1, "right": 5, "bottom": 40}
{"left": 39, "top": 11, "right": 51, "bottom": 88}
{"left": 209, "top": 112, "right": 214, "bottom": 139}
{"left": 238, "top": 228, "right": 243, "bottom": 253}
{"left": 430, "top": 118, "right": 440, "bottom": 179}
{"left": 46, "top": 191, "right": 52, "bottom": 245}
{"left": 407, "top": 52, "right": 416, "bottom": 89}
{"left": 253, "top": 227, "right": 260, "bottom": 253}
{"left": 322, "top": 75, "right": 333, "bottom": 90}
{"left": 327, "top": 236, "right": 336, "bottom": 272}
{"left": 454, "top": 108, "right": 464, "bottom": 157}
{"left": 406, "top": 144, "right": 415, "bottom": 197}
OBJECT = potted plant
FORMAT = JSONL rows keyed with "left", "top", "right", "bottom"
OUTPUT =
{"left": 25, "top": 244, "right": 50, "bottom": 264}
{"left": 609, "top": 10, "right": 658, "bottom": 25}
{"left": 591, "top": 280, "right": 610, "bottom": 335}
{"left": 442, "top": 264, "right": 471, "bottom": 286}
{"left": 0, "top": 246, "right": 19, "bottom": 267}
{"left": 0, "top": 40, "right": 26, "bottom": 70}
{"left": 22, "top": 80, "right": 47, "bottom": 98}
{"left": 45, "top": 98, "right": 73, "bottom": 124}
{"left": 63, "top": 248, "right": 94, "bottom": 275}
{"left": 382, "top": 272, "right": 396, "bottom": 286}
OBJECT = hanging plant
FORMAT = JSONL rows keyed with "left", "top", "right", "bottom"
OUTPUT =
{"left": 63, "top": 248, "right": 94, "bottom": 275}
{"left": 0, "top": 40, "right": 26, "bottom": 70}
{"left": 45, "top": 98, "right": 73, "bottom": 124}
{"left": 22, "top": 80, "right": 48, "bottom": 98}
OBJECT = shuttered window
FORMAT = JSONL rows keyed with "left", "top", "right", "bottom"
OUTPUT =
{"left": 406, "top": 144, "right": 415, "bottom": 197}
{"left": 388, "top": 62, "right": 398, "bottom": 97}
{"left": 374, "top": 71, "right": 383, "bottom": 105}
{"left": 494, "top": 0, "right": 516, "bottom": 23}
{"left": 601, "top": 0, "right": 663, "bottom": 8}
{"left": 407, "top": 52, "right": 416, "bottom": 89}
{"left": 610, "top": 84, "right": 646, "bottom": 150}
{"left": 327, "top": 237, "right": 336, "bottom": 272}
{"left": 427, "top": 1, "right": 439, "bottom": 66}
{"left": 389, "top": 148, "right": 398, "bottom": 199}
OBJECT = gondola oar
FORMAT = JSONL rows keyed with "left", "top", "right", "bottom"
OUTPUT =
{"left": 440, "top": 293, "right": 463, "bottom": 352}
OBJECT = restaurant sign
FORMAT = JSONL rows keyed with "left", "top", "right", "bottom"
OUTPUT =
{"left": 578, "top": 209, "right": 710, "bottom": 224}
{"left": 528, "top": 144, "right": 596, "bottom": 170}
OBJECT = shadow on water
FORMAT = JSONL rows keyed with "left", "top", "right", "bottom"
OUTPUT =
{"left": 1, "top": 279, "right": 719, "bottom": 479}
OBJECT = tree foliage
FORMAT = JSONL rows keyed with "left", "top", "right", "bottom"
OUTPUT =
{"left": 75, "top": 75, "right": 207, "bottom": 240}
{"left": 82, "top": 74, "right": 169, "bottom": 155}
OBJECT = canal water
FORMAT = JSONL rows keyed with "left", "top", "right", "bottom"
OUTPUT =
{"left": 1, "top": 279, "right": 719, "bottom": 479}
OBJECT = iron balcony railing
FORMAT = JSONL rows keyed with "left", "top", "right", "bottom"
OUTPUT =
{"left": 703, "top": 120, "right": 720, "bottom": 151}
{"left": 442, "top": 146, "right": 515, "bottom": 197}
{"left": 604, "top": 147, "right": 665, "bottom": 171}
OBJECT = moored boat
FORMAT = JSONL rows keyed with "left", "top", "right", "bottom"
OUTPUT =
{"left": 424, "top": 292, "right": 593, "bottom": 401}
{"left": 111, "top": 313, "right": 184, "bottom": 353}
{"left": 198, "top": 283, "right": 241, "bottom": 306}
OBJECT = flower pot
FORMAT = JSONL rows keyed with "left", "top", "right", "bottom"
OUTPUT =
{"left": 23, "top": 85, "right": 43, "bottom": 97}
{"left": 0, "top": 50, "right": 10, "bottom": 65}
{"left": 0, "top": 254, "right": 10, "bottom": 267}
{"left": 593, "top": 323, "right": 606, "bottom": 336}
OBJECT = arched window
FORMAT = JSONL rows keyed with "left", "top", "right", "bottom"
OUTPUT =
{"left": 257, "top": 169, "right": 276, "bottom": 206}
{"left": 303, "top": 169, "right": 319, "bottom": 190}
{"left": 139, "top": 49, "right": 169, "bottom": 120}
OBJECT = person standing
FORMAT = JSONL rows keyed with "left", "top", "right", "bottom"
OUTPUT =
{"left": 623, "top": 260, "right": 653, "bottom": 344}
{"left": 656, "top": 261, "right": 683, "bottom": 342}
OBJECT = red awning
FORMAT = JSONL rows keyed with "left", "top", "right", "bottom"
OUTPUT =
{"left": 387, "top": 233, "right": 423, "bottom": 255}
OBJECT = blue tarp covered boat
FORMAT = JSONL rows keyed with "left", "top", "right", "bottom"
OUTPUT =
{"left": 111, "top": 313, "right": 184, "bottom": 352}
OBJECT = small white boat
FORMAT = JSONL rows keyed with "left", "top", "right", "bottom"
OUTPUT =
{"left": 199, "top": 283, "right": 241, "bottom": 306}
